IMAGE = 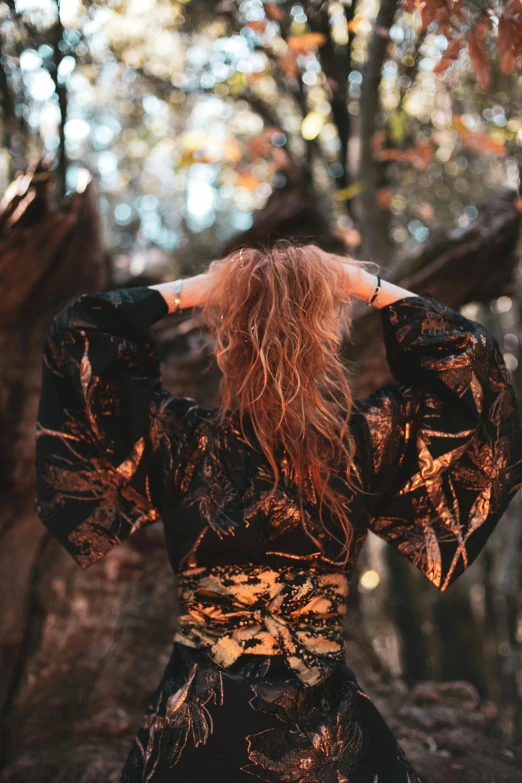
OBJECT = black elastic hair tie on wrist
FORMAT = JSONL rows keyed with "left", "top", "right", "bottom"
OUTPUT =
{"left": 367, "top": 275, "right": 381, "bottom": 306}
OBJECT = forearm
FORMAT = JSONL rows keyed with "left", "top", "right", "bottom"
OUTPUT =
{"left": 343, "top": 264, "right": 418, "bottom": 309}
{"left": 148, "top": 262, "right": 418, "bottom": 316}
{"left": 148, "top": 274, "right": 213, "bottom": 314}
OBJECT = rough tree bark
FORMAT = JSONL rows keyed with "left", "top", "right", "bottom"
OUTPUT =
{"left": 0, "top": 157, "right": 109, "bottom": 770}
{"left": 348, "top": 0, "right": 398, "bottom": 266}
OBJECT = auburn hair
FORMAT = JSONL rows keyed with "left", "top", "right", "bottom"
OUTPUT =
{"left": 198, "top": 239, "right": 377, "bottom": 565}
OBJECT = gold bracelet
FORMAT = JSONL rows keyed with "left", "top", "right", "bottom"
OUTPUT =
{"left": 173, "top": 279, "right": 183, "bottom": 314}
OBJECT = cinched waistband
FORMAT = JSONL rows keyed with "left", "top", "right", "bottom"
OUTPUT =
{"left": 173, "top": 563, "right": 349, "bottom": 687}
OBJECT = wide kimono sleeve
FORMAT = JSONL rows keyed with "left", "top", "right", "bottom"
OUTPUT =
{"left": 356, "top": 293, "right": 522, "bottom": 592}
{"left": 34, "top": 286, "right": 207, "bottom": 569}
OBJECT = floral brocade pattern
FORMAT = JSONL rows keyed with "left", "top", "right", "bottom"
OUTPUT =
{"left": 34, "top": 286, "right": 522, "bottom": 782}
{"left": 120, "top": 643, "right": 422, "bottom": 783}
{"left": 173, "top": 564, "right": 349, "bottom": 686}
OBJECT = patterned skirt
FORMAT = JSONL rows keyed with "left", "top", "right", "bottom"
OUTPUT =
{"left": 119, "top": 642, "right": 422, "bottom": 782}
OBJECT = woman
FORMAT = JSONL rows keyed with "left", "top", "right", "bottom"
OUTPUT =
{"left": 34, "top": 242, "right": 522, "bottom": 782}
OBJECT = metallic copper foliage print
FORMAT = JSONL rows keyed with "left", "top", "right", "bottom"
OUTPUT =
{"left": 34, "top": 286, "right": 522, "bottom": 782}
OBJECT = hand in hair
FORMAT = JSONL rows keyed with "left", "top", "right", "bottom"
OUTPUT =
{"left": 304, "top": 244, "right": 418, "bottom": 309}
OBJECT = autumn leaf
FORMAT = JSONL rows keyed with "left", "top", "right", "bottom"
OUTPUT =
{"left": 474, "top": 14, "right": 492, "bottom": 42}
{"left": 416, "top": 202, "right": 435, "bottom": 221}
{"left": 272, "top": 146, "right": 290, "bottom": 168}
{"left": 434, "top": 34, "right": 465, "bottom": 75}
{"left": 450, "top": 115, "right": 468, "bottom": 133}
{"left": 498, "top": 14, "right": 518, "bottom": 76}
{"left": 224, "top": 138, "right": 242, "bottom": 163}
{"left": 376, "top": 188, "right": 393, "bottom": 208}
{"left": 514, "top": 197, "right": 522, "bottom": 213}
{"left": 396, "top": 0, "right": 466, "bottom": 33}
{"left": 403, "top": 140, "right": 434, "bottom": 170}
{"left": 370, "top": 130, "right": 387, "bottom": 155}
{"left": 347, "top": 18, "right": 366, "bottom": 34}
{"left": 420, "top": 2, "right": 442, "bottom": 32}
{"left": 375, "top": 148, "right": 403, "bottom": 162}
{"left": 246, "top": 127, "right": 281, "bottom": 159}
{"left": 246, "top": 20, "right": 268, "bottom": 33}
{"left": 237, "top": 173, "right": 260, "bottom": 190}
{"left": 370, "top": 131, "right": 435, "bottom": 171}
{"left": 500, "top": 47, "right": 517, "bottom": 76}
{"left": 467, "top": 31, "right": 492, "bottom": 91}
{"left": 456, "top": 129, "right": 507, "bottom": 156}
{"left": 265, "top": 3, "right": 285, "bottom": 22}
{"left": 374, "top": 139, "right": 434, "bottom": 170}
{"left": 335, "top": 227, "right": 362, "bottom": 249}
{"left": 287, "top": 33, "right": 327, "bottom": 52}
{"left": 419, "top": 0, "right": 459, "bottom": 33}
{"left": 334, "top": 180, "right": 367, "bottom": 201}
{"left": 277, "top": 52, "right": 300, "bottom": 78}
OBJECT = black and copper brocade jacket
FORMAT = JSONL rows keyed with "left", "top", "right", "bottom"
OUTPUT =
{"left": 34, "top": 287, "right": 522, "bottom": 688}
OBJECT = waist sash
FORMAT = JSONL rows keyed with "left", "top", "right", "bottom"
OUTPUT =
{"left": 173, "top": 563, "right": 349, "bottom": 687}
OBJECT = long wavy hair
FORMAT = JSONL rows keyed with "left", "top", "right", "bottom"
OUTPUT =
{"left": 198, "top": 240, "right": 378, "bottom": 565}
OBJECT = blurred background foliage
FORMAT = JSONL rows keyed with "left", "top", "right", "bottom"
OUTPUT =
{"left": 2, "top": 1, "right": 522, "bottom": 780}
{"left": 1, "top": 0, "right": 521, "bottom": 275}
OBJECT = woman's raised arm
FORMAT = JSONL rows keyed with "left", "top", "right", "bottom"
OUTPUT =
{"left": 309, "top": 246, "right": 418, "bottom": 309}
{"left": 148, "top": 272, "right": 215, "bottom": 313}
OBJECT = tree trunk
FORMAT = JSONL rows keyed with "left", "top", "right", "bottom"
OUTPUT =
{"left": 0, "top": 157, "right": 108, "bottom": 770}
{"left": 348, "top": 0, "right": 398, "bottom": 266}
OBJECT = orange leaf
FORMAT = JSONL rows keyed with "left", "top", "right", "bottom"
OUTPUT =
{"left": 457, "top": 129, "right": 507, "bottom": 156}
{"left": 474, "top": 15, "right": 491, "bottom": 41}
{"left": 265, "top": 3, "right": 285, "bottom": 22}
{"left": 376, "top": 148, "right": 403, "bottom": 161}
{"left": 347, "top": 18, "right": 366, "bottom": 33}
{"left": 514, "top": 197, "right": 522, "bottom": 213}
{"left": 272, "top": 146, "right": 290, "bottom": 168}
{"left": 450, "top": 115, "right": 468, "bottom": 133}
{"left": 497, "top": 14, "right": 513, "bottom": 51}
{"left": 454, "top": 3, "right": 467, "bottom": 24}
{"left": 420, "top": 2, "right": 443, "bottom": 32}
{"left": 374, "top": 138, "right": 434, "bottom": 170}
{"left": 277, "top": 52, "right": 299, "bottom": 78}
{"left": 497, "top": 14, "right": 517, "bottom": 75}
{"left": 404, "top": 140, "right": 434, "bottom": 170}
{"left": 237, "top": 173, "right": 260, "bottom": 190}
{"left": 224, "top": 138, "right": 242, "bottom": 163}
{"left": 370, "top": 130, "right": 387, "bottom": 155}
{"left": 501, "top": 48, "right": 517, "bottom": 75}
{"left": 246, "top": 127, "right": 281, "bottom": 160}
{"left": 434, "top": 34, "right": 465, "bottom": 74}
{"left": 376, "top": 188, "right": 393, "bottom": 208}
{"left": 247, "top": 20, "right": 268, "bottom": 33}
{"left": 467, "top": 31, "right": 492, "bottom": 91}
{"left": 335, "top": 227, "right": 362, "bottom": 249}
{"left": 416, "top": 202, "right": 435, "bottom": 220}
{"left": 287, "top": 33, "right": 327, "bottom": 52}
{"left": 247, "top": 139, "right": 269, "bottom": 160}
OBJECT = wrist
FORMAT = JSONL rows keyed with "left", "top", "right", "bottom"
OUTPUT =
{"left": 148, "top": 273, "right": 213, "bottom": 313}
{"left": 177, "top": 273, "right": 213, "bottom": 310}
{"left": 343, "top": 265, "right": 379, "bottom": 303}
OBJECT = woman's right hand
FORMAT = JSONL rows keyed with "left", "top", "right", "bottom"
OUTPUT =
{"left": 305, "top": 245, "right": 412, "bottom": 307}
{"left": 305, "top": 245, "right": 363, "bottom": 295}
